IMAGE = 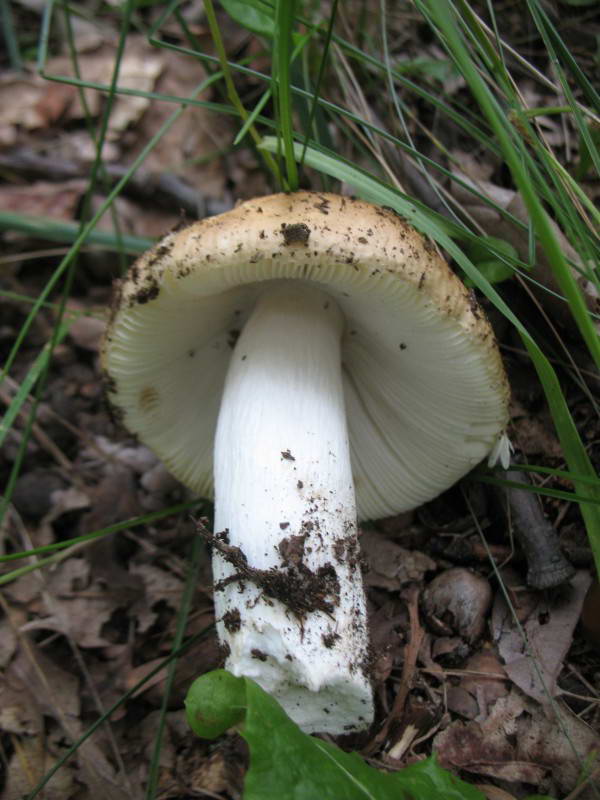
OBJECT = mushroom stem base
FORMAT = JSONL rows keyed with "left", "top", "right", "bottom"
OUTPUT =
{"left": 213, "top": 281, "right": 373, "bottom": 734}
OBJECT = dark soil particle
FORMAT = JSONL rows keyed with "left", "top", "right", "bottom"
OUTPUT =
{"left": 198, "top": 523, "right": 340, "bottom": 620}
{"left": 146, "top": 241, "right": 173, "bottom": 267}
{"left": 251, "top": 649, "right": 268, "bottom": 661}
{"left": 216, "top": 528, "right": 230, "bottom": 544}
{"left": 101, "top": 370, "right": 117, "bottom": 396}
{"left": 103, "top": 394, "right": 125, "bottom": 426}
{"left": 278, "top": 534, "right": 307, "bottom": 567}
{"left": 468, "top": 289, "right": 481, "bottom": 318}
{"left": 322, "top": 632, "right": 341, "bottom": 648}
{"left": 223, "top": 608, "right": 242, "bottom": 633}
{"left": 219, "top": 641, "right": 231, "bottom": 662}
{"left": 134, "top": 283, "right": 160, "bottom": 305}
{"left": 333, "top": 535, "right": 360, "bottom": 570}
{"left": 281, "top": 223, "right": 311, "bottom": 246}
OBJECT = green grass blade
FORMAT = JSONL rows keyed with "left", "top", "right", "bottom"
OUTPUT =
{"left": 0, "top": 0, "right": 22, "bottom": 69}
{"left": 0, "top": 321, "right": 70, "bottom": 448}
{"left": 202, "top": 0, "right": 282, "bottom": 186}
{"left": 0, "top": 500, "right": 203, "bottom": 566}
{"left": 0, "top": 212, "right": 153, "bottom": 253}
{"left": 274, "top": 0, "right": 299, "bottom": 190}
{"left": 528, "top": 0, "right": 600, "bottom": 113}
{"left": 298, "top": 0, "right": 338, "bottom": 171}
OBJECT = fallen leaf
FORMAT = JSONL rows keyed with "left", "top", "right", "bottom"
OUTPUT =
{"left": 434, "top": 690, "right": 547, "bottom": 784}
{"left": 492, "top": 570, "right": 591, "bottom": 705}
{"left": 1, "top": 734, "right": 76, "bottom": 800}
{"left": 123, "top": 39, "right": 230, "bottom": 199}
{"left": 0, "top": 608, "right": 25, "bottom": 669}
{"left": 21, "top": 557, "right": 119, "bottom": 648}
{"left": 0, "top": 75, "right": 73, "bottom": 134}
{"left": 45, "top": 37, "right": 164, "bottom": 133}
{"left": 67, "top": 310, "right": 106, "bottom": 351}
{"left": 129, "top": 563, "right": 184, "bottom": 633}
{"left": 510, "top": 413, "right": 563, "bottom": 459}
{"left": 516, "top": 698, "right": 600, "bottom": 798}
{"left": 0, "top": 180, "right": 86, "bottom": 221}
{"left": 361, "top": 531, "right": 436, "bottom": 590}
{"left": 475, "top": 785, "right": 519, "bottom": 800}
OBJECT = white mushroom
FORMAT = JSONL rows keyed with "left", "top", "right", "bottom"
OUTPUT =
{"left": 102, "top": 192, "right": 509, "bottom": 734}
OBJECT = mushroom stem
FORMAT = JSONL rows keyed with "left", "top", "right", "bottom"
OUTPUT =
{"left": 213, "top": 282, "right": 373, "bottom": 734}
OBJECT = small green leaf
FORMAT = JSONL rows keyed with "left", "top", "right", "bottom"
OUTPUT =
{"left": 221, "top": 0, "right": 277, "bottom": 38}
{"left": 186, "top": 670, "right": 485, "bottom": 800}
{"left": 397, "top": 56, "right": 455, "bottom": 84}
{"left": 464, "top": 235, "right": 519, "bottom": 284}
{"left": 475, "top": 259, "right": 514, "bottom": 283}
{"left": 185, "top": 669, "right": 246, "bottom": 738}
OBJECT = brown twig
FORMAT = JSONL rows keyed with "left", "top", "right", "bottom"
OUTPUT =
{"left": 0, "top": 148, "right": 229, "bottom": 219}
{"left": 364, "top": 585, "right": 425, "bottom": 755}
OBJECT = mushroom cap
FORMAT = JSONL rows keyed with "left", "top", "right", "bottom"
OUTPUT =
{"left": 102, "top": 192, "right": 509, "bottom": 520}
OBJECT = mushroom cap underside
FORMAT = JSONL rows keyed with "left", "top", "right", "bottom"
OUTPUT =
{"left": 102, "top": 192, "right": 509, "bottom": 520}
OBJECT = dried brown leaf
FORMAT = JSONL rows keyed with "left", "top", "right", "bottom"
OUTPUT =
{"left": 0, "top": 180, "right": 86, "bottom": 221}
{"left": 361, "top": 531, "right": 436, "bottom": 590}
{"left": 434, "top": 690, "right": 546, "bottom": 784}
{"left": 1, "top": 735, "right": 77, "bottom": 800}
{"left": 492, "top": 570, "right": 591, "bottom": 704}
{"left": 21, "top": 558, "right": 118, "bottom": 647}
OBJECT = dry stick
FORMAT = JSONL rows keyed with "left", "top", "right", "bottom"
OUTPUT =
{"left": 364, "top": 585, "right": 426, "bottom": 755}
{"left": 503, "top": 466, "right": 576, "bottom": 589}
{"left": 0, "top": 149, "right": 215, "bottom": 219}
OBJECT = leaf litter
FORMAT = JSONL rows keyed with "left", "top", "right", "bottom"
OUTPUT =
{"left": 1, "top": 3, "right": 599, "bottom": 799}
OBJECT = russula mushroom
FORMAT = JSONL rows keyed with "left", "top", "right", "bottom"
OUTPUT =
{"left": 102, "top": 192, "right": 509, "bottom": 734}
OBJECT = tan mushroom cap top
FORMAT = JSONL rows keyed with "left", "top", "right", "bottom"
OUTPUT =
{"left": 102, "top": 192, "right": 509, "bottom": 520}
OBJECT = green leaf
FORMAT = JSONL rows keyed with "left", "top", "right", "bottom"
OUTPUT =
{"left": 185, "top": 670, "right": 485, "bottom": 800}
{"left": 221, "top": 0, "right": 277, "bottom": 38}
{"left": 464, "top": 236, "right": 519, "bottom": 284}
{"left": 469, "top": 259, "right": 514, "bottom": 284}
{"left": 397, "top": 55, "right": 455, "bottom": 83}
{"left": 185, "top": 670, "right": 246, "bottom": 738}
